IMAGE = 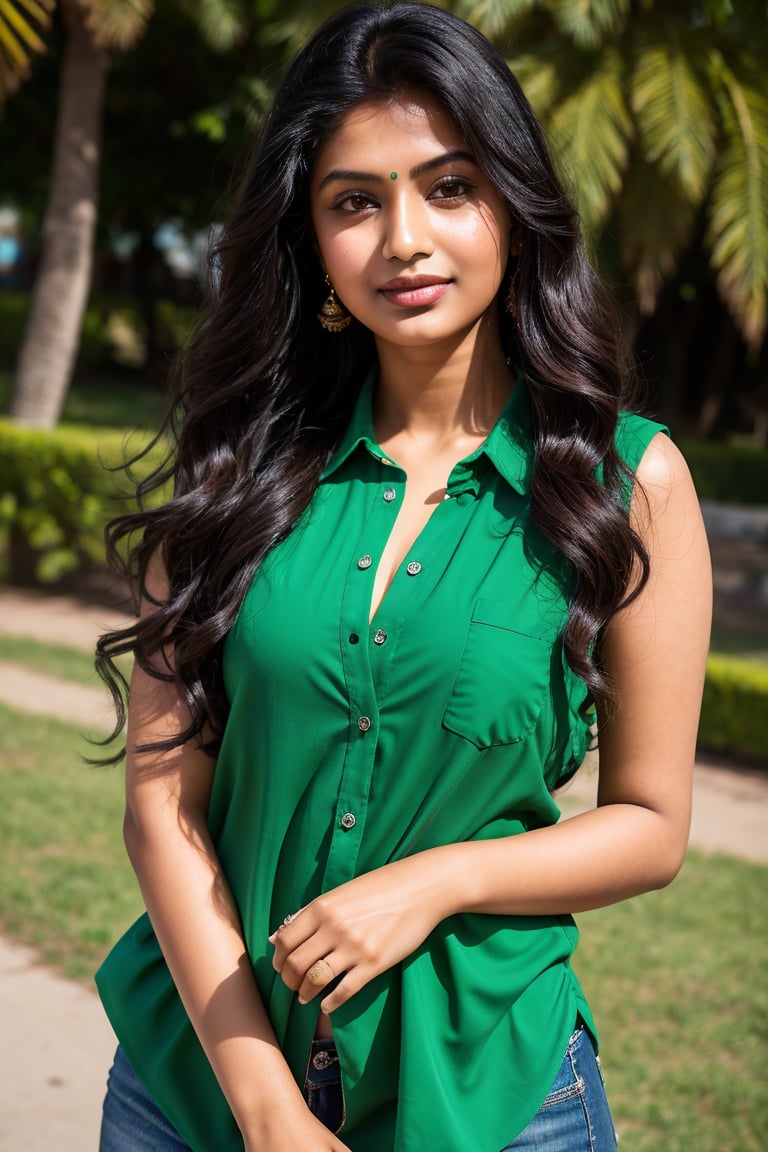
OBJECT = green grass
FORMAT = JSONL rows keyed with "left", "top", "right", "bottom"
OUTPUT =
{"left": 0, "top": 702, "right": 141, "bottom": 982}
{"left": 574, "top": 854, "right": 767, "bottom": 1151}
{"left": 0, "top": 699, "right": 765, "bottom": 1148}
{"left": 0, "top": 633, "right": 133, "bottom": 690}
{"left": 0, "top": 633, "right": 103, "bottom": 684}
{"left": 0, "top": 368, "right": 166, "bottom": 432}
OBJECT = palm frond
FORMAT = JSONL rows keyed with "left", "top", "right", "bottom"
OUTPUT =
{"left": 507, "top": 47, "right": 562, "bottom": 119}
{"left": 547, "top": 47, "right": 633, "bottom": 239}
{"left": 176, "top": 0, "right": 247, "bottom": 51}
{"left": 0, "top": 0, "right": 53, "bottom": 103}
{"left": 706, "top": 54, "right": 768, "bottom": 347}
{"left": 456, "top": 0, "right": 538, "bottom": 40}
{"left": 83, "top": 0, "right": 153, "bottom": 51}
{"left": 551, "top": 0, "right": 629, "bottom": 49}
{"left": 631, "top": 30, "right": 717, "bottom": 203}
{"left": 618, "top": 152, "right": 697, "bottom": 312}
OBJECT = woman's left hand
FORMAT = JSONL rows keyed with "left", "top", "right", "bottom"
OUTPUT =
{"left": 268, "top": 854, "right": 450, "bottom": 1013}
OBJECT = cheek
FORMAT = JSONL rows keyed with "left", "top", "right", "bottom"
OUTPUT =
{"left": 445, "top": 214, "right": 508, "bottom": 280}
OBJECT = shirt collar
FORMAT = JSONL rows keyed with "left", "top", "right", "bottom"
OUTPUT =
{"left": 320, "top": 368, "right": 534, "bottom": 495}
{"left": 448, "top": 376, "right": 533, "bottom": 497}
{"left": 320, "top": 370, "right": 393, "bottom": 481}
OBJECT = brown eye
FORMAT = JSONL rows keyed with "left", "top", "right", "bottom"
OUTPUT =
{"left": 430, "top": 178, "right": 471, "bottom": 201}
{"left": 337, "top": 192, "right": 378, "bottom": 212}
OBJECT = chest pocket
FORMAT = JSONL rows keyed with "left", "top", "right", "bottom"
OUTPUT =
{"left": 442, "top": 598, "right": 556, "bottom": 749}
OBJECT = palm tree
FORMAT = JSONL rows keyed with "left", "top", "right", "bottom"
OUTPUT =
{"left": 457, "top": 0, "right": 768, "bottom": 349}
{"left": 8, "top": 0, "right": 246, "bottom": 428}
{"left": 0, "top": 0, "right": 53, "bottom": 104}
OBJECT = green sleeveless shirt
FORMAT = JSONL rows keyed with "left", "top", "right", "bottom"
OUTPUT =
{"left": 96, "top": 374, "right": 667, "bottom": 1151}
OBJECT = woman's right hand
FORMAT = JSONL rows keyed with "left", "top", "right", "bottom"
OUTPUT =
{"left": 244, "top": 1109, "right": 353, "bottom": 1151}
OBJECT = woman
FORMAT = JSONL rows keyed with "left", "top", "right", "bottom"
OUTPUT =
{"left": 95, "top": 5, "right": 712, "bottom": 1151}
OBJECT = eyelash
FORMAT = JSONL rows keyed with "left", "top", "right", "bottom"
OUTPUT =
{"left": 333, "top": 176, "right": 473, "bottom": 214}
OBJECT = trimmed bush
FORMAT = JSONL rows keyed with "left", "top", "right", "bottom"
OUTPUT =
{"left": 679, "top": 439, "right": 768, "bottom": 505}
{"left": 0, "top": 419, "right": 168, "bottom": 584}
{"left": 699, "top": 654, "right": 768, "bottom": 763}
{"left": 0, "top": 291, "right": 196, "bottom": 370}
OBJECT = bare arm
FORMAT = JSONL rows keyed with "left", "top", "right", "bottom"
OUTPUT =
{"left": 123, "top": 556, "right": 351, "bottom": 1151}
{"left": 273, "top": 434, "right": 713, "bottom": 1010}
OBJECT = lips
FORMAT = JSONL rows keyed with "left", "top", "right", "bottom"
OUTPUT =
{"left": 379, "top": 276, "right": 452, "bottom": 308}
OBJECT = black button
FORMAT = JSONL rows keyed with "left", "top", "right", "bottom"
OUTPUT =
{"left": 349, "top": 633, "right": 360, "bottom": 644}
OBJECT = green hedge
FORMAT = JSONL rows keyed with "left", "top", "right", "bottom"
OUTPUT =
{"left": 0, "top": 419, "right": 167, "bottom": 583}
{"left": 0, "top": 291, "right": 196, "bottom": 370}
{"left": 699, "top": 654, "right": 768, "bottom": 763}
{"left": 679, "top": 439, "right": 768, "bottom": 505}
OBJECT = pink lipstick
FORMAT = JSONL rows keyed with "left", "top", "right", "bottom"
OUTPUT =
{"left": 379, "top": 276, "right": 452, "bottom": 307}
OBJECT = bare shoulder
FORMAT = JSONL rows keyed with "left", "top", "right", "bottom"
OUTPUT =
{"left": 634, "top": 431, "right": 693, "bottom": 494}
{"left": 631, "top": 432, "right": 701, "bottom": 539}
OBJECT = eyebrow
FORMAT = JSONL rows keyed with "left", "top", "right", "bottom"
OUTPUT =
{"left": 317, "top": 148, "right": 476, "bottom": 190}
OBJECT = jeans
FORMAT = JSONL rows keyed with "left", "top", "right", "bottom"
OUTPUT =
{"left": 100, "top": 1026, "right": 616, "bottom": 1151}
{"left": 501, "top": 1024, "right": 618, "bottom": 1152}
{"left": 99, "top": 1040, "right": 344, "bottom": 1152}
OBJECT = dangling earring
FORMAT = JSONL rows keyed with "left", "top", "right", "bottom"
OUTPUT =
{"left": 505, "top": 257, "right": 521, "bottom": 322}
{"left": 506, "top": 235, "right": 523, "bottom": 322}
{"left": 318, "top": 275, "right": 351, "bottom": 332}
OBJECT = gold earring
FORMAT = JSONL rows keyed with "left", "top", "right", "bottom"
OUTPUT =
{"left": 318, "top": 276, "right": 351, "bottom": 332}
{"left": 505, "top": 278, "right": 518, "bottom": 321}
{"left": 505, "top": 249, "right": 522, "bottom": 321}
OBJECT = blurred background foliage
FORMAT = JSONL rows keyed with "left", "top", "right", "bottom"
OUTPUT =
{"left": 0, "top": 0, "right": 766, "bottom": 434}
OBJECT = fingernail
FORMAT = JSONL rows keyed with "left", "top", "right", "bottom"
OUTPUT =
{"left": 297, "top": 996, "right": 307, "bottom": 1005}
{"left": 267, "top": 932, "right": 276, "bottom": 943}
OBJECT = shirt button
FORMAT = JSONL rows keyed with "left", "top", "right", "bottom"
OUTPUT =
{"left": 406, "top": 561, "right": 422, "bottom": 576}
{"left": 340, "top": 812, "right": 356, "bottom": 830}
{"left": 357, "top": 555, "right": 373, "bottom": 570}
{"left": 373, "top": 628, "right": 388, "bottom": 645}
{"left": 349, "top": 633, "right": 360, "bottom": 645}
{"left": 357, "top": 715, "right": 372, "bottom": 732}
{"left": 383, "top": 488, "right": 397, "bottom": 502}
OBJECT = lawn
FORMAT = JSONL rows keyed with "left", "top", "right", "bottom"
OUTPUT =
{"left": 0, "top": 633, "right": 105, "bottom": 685}
{"left": 0, "top": 700, "right": 764, "bottom": 1149}
{"left": 0, "top": 368, "right": 167, "bottom": 431}
{"left": 0, "top": 633, "right": 133, "bottom": 687}
{"left": 0, "top": 703, "right": 141, "bottom": 981}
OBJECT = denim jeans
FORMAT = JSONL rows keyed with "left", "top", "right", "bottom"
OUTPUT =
{"left": 100, "top": 1026, "right": 616, "bottom": 1151}
{"left": 501, "top": 1024, "right": 618, "bottom": 1152}
{"left": 99, "top": 1040, "right": 344, "bottom": 1152}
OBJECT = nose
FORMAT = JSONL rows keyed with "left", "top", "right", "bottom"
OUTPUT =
{"left": 381, "top": 191, "right": 433, "bottom": 262}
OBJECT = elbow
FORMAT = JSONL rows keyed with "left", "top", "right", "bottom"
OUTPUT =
{"left": 645, "top": 824, "right": 689, "bottom": 891}
{"left": 648, "top": 851, "right": 685, "bottom": 892}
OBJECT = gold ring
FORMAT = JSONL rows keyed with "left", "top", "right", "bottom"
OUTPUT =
{"left": 306, "top": 959, "right": 333, "bottom": 986}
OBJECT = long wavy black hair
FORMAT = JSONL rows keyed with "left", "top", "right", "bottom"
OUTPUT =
{"left": 96, "top": 1, "right": 648, "bottom": 759}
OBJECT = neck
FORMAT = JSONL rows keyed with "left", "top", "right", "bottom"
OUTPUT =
{"left": 372, "top": 315, "right": 514, "bottom": 444}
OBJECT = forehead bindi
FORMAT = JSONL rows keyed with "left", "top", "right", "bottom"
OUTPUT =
{"left": 313, "top": 97, "right": 474, "bottom": 189}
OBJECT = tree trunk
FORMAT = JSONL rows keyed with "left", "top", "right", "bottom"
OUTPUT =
{"left": 11, "top": 0, "right": 109, "bottom": 428}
